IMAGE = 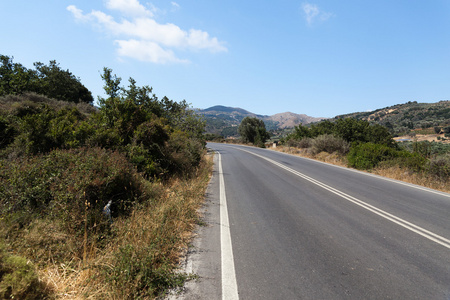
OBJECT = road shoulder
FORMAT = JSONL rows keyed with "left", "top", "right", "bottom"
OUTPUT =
{"left": 167, "top": 153, "right": 222, "bottom": 300}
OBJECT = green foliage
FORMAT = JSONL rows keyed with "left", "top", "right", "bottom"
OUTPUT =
{"left": 104, "top": 243, "right": 187, "bottom": 299}
{"left": 0, "top": 98, "right": 94, "bottom": 156}
{"left": 0, "top": 67, "right": 206, "bottom": 178}
{"left": 0, "top": 55, "right": 38, "bottom": 96}
{"left": 0, "top": 115, "right": 15, "bottom": 149}
{"left": 33, "top": 60, "right": 93, "bottom": 104}
{"left": 310, "top": 120, "right": 335, "bottom": 137}
{"left": 0, "top": 148, "right": 147, "bottom": 260}
{"left": 204, "top": 133, "right": 224, "bottom": 142}
{"left": 347, "top": 143, "right": 426, "bottom": 171}
{"left": 0, "top": 242, "right": 47, "bottom": 299}
{"left": 238, "top": 116, "right": 270, "bottom": 147}
{"left": 0, "top": 55, "right": 93, "bottom": 104}
{"left": 335, "top": 100, "right": 450, "bottom": 135}
{"left": 286, "top": 118, "right": 395, "bottom": 147}
{"left": 444, "top": 126, "right": 450, "bottom": 137}
{"left": 0, "top": 63, "right": 207, "bottom": 298}
{"left": 399, "top": 140, "right": 450, "bottom": 156}
{"left": 96, "top": 68, "right": 205, "bottom": 178}
{"left": 290, "top": 123, "right": 312, "bottom": 140}
{"left": 221, "top": 126, "right": 238, "bottom": 137}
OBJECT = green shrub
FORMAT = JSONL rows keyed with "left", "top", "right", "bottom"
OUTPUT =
{"left": 347, "top": 142, "right": 426, "bottom": 170}
{"left": 348, "top": 143, "right": 391, "bottom": 170}
{"left": 104, "top": 243, "right": 187, "bottom": 299}
{"left": 167, "top": 130, "right": 204, "bottom": 176}
{"left": 0, "top": 242, "right": 48, "bottom": 299}
{"left": 311, "top": 134, "right": 350, "bottom": 155}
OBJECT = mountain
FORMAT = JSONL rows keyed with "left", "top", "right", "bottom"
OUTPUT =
{"left": 268, "top": 112, "right": 323, "bottom": 129}
{"left": 335, "top": 100, "right": 450, "bottom": 135}
{"left": 198, "top": 105, "right": 325, "bottom": 137}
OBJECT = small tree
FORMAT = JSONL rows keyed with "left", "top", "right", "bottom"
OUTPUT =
{"left": 238, "top": 117, "right": 270, "bottom": 147}
{"left": 444, "top": 126, "right": 450, "bottom": 138}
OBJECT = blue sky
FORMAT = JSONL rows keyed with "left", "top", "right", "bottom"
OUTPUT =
{"left": 1, "top": 0, "right": 449, "bottom": 117}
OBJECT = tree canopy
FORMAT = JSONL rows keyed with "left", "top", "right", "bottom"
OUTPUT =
{"left": 238, "top": 116, "right": 270, "bottom": 147}
{"left": 0, "top": 55, "right": 93, "bottom": 104}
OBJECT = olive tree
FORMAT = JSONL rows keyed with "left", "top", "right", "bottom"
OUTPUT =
{"left": 238, "top": 117, "right": 270, "bottom": 147}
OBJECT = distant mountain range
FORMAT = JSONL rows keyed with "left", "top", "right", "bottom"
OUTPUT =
{"left": 198, "top": 101, "right": 450, "bottom": 138}
{"left": 198, "top": 105, "right": 326, "bottom": 137}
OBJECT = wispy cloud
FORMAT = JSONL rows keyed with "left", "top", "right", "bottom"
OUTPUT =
{"left": 302, "top": 3, "right": 333, "bottom": 26}
{"left": 171, "top": 2, "right": 180, "bottom": 10}
{"left": 67, "top": 0, "right": 227, "bottom": 64}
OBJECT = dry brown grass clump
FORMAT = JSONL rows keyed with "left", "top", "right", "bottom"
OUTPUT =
{"left": 371, "top": 165, "right": 449, "bottom": 192}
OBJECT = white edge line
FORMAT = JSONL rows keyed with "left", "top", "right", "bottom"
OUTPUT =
{"left": 228, "top": 144, "right": 450, "bottom": 198}
{"left": 239, "top": 148, "right": 450, "bottom": 250}
{"left": 218, "top": 152, "right": 239, "bottom": 300}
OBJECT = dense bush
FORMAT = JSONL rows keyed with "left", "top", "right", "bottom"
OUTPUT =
{"left": 0, "top": 148, "right": 148, "bottom": 261}
{"left": 0, "top": 93, "right": 96, "bottom": 156}
{"left": 347, "top": 143, "right": 426, "bottom": 171}
{"left": 287, "top": 118, "right": 395, "bottom": 147}
{"left": 0, "top": 60, "right": 208, "bottom": 298}
{"left": 0, "top": 68, "right": 206, "bottom": 178}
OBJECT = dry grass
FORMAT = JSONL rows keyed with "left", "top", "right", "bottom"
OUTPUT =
{"left": 274, "top": 145, "right": 449, "bottom": 193}
{"left": 371, "top": 166, "right": 449, "bottom": 193}
{"left": 276, "top": 146, "right": 348, "bottom": 167}
{"left": 37, "top": 154, "right": 213, "bottom": 299}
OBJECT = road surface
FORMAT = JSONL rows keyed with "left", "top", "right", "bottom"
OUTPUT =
{"left": 171, "top": 143, "right": 450, "bottom": 299}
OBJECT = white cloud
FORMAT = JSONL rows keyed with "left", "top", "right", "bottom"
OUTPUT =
{"left": 115, "top": 39, "right": 189, "bottom": 63}
{"left": 302, "top": 3, "right": 333, "bottom": 26}
{"left": 105, "top": 0, "right": 152, "bottom": 17}
{"left": 67, "top": 1, "right": 227, "bottom": 64}
{"left": 171, "top": 2, "right": 180, "bottom": 9}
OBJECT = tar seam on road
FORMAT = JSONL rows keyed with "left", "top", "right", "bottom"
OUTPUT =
{"left": 239, "top": 148, "right": 450, "bottom": 250}
{"left": 218, "top": 152, "right": 240, "bottom": 299}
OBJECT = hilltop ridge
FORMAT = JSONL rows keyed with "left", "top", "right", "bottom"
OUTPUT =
{"left": 336, "top": 100, "right": 450, "bottom": 135}
{"left": 198, "top": 105, "right": 325, "bottom": 137}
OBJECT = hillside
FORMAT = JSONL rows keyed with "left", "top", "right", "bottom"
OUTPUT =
{"left": 336, "top": 100, "right": 450, "bottom": 135}
{"left": 199, "top": 105, "right": 325, "bottom": 137}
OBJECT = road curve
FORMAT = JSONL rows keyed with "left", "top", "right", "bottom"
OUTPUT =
{"left": 172, "top": 143, "right": 450, "bottom": 300}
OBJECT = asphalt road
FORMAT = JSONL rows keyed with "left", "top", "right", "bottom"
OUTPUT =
{"left": 170, "top": 143, "right": 450, "bottom": 300}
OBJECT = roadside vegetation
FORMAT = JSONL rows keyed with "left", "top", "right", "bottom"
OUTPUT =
{"left": 278, "top": 118, "right": 450, "bottom": 192}
{"left": 0, "top": 55, "right": 210, "bottom": 299}
{"left": 336, "top": 100, "right": 450, "bottom": 137}
{"left": 238, "top": 117, "right": 271, "bottom": 147}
